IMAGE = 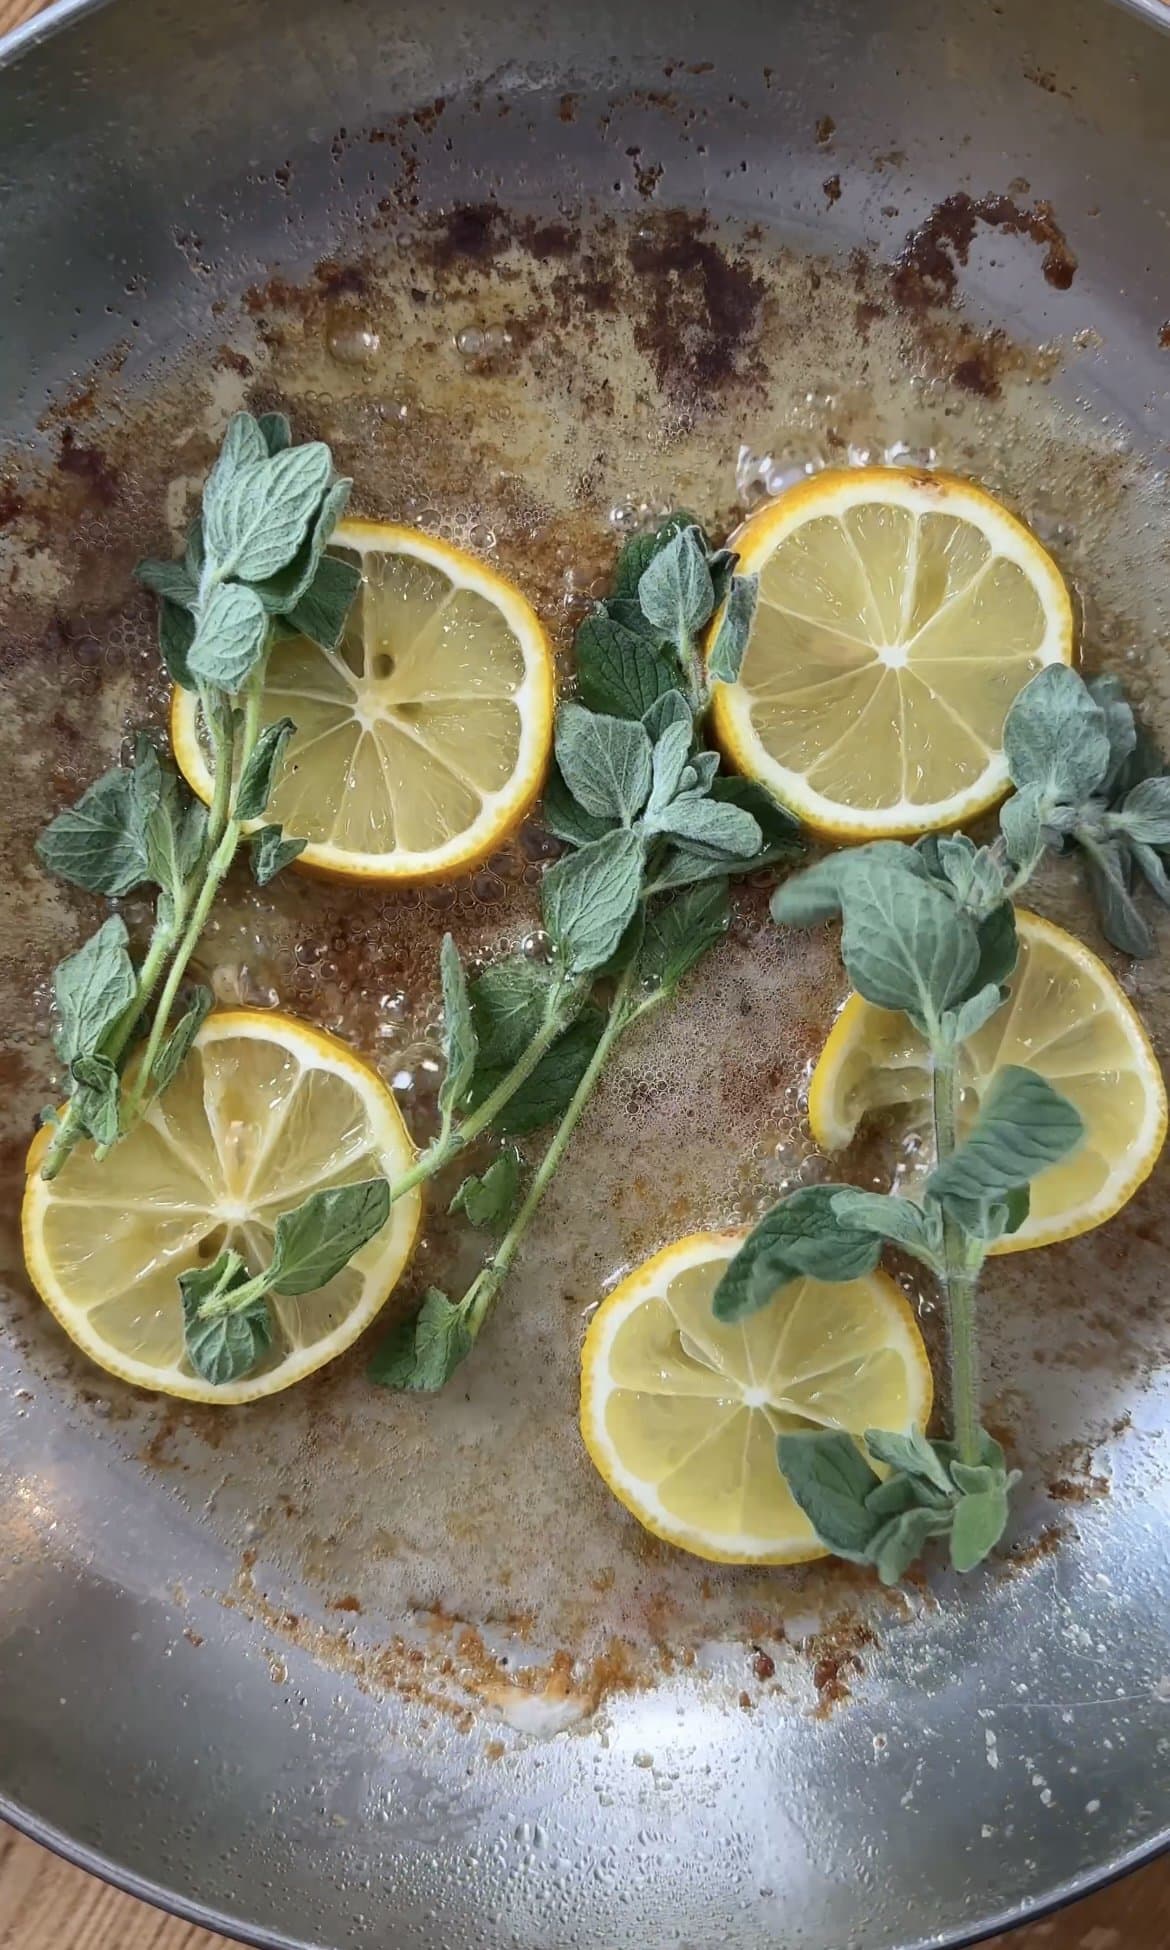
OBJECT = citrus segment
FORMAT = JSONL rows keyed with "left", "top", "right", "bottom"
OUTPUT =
{"left": 22, "top": 1011, "right": 422, "bottom": 1402}
{"left": 171, "top": 520, "right": 555, "bottom": 882}
{"left": 579, "top": 1232, "right": 932, "bottom": 1563}
{"left": 808, "top": 911, "right": 1167, "bottom": 1252}
{"left": 711, "top": 470, "right": 1073, "bottom": 839}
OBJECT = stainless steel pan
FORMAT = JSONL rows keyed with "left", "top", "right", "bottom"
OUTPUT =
{"left": 2, "top": 2, "right": 1170, "bottom": 1945}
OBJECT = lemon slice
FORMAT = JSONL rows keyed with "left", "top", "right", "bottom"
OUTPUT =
{"left": 579, "top": 1231, "right": 932, "bottom": 1563}
{"left": 809, "top": 910, "right": 1167, "bottom": 1252}
{"left": 710, "top": 469, "right": 1073, "bottom": 840}
{"left": 171, "top": 520, "right": 555, "bottom": 883}
{"left": 22, "top": 1011, "right": 422, "bottom": 1403}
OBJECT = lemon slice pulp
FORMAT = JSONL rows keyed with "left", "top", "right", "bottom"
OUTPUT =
{"left": 711, "top": 468, "right": 1073, "bottom": 839}
{"left": 579, "top": 1231, "right": 932, "bottom": 1563}
{"left": 809, "top": 910, "right": 1167, "bottom": 1252}
{"left": 22, "top": 1011, "right": 422, "bottom": 1402}
{"left": 172, "top": 519, "right": 555, "bottom": 882}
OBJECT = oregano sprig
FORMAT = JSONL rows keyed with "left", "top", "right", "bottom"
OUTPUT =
{"left": 369, "top": 514, "right": 800, "bottom": 1391}
{"left": 179, "top": 1178, "right": 391, "bottom": 1386}
{"left": 32, "top": 412, "right": 396, "bottom": 1391}
{"left": 997, "top": 664, "right": 1170, "bottom": 956}
{"left": 37, "top": 412, "right": 358, "bottom": 1181}
{"left": 713, "top": 684, "right": 1114, "bottom": 1579}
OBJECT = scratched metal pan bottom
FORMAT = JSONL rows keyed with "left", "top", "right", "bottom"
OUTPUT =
{"left": 2, "top": 0, "right": 1170, "bottom": 1945}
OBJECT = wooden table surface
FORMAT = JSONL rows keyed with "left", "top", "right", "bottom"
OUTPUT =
{"left": 0, "top": 0, "right": 1166, "bottom": 1943}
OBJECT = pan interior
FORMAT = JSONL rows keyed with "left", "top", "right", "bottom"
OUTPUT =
{"left": 2, "top": 3, "right": 1170, "bottom": 1947}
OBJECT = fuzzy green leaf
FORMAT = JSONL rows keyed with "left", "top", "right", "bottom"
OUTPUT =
{"left": 250, "top": 823, "right": 307, "bottom": 886}
{"left": 438, "top": 933, "right": 478, "bottom": 1118}
{"left": 574, "top": 610, "right": 677, "bottom": 720}
{"left": 542, "top": 764, "right": 618, "bottom": 848}
{"left": 929, "top": 1064, "right": 1084, "bottom": 1207}
{"left": 37, "top": 767, "right": 150, "bottom": 898}
{"left": 53, "top": 917, "right": 137, "bottom": 1067}
{"left": 1003, "top": 665, "right": 1110, "bottom": 807}
{"left": 188, "top": 581, "right": 269, "bottom": 691}
{"left": 646, "top": 791, "right": 761, "bottom": 857}
{"left": 829, "top": 1190, "right": 941, "bottom": 1264}
{"left": 368, "top": 1287, "right": 473, "bottom": 1392}
{"left": 638, "top": 525, "right": 715, "bottom": 641}
{"left": 639, "top": 879, "right": 730, "bottom": 994}
{"left": 203, "top": 442, "right": 333, "bottom": 584}
{"left": 1081, "top": 839, "right": 1154, "bottom": 957}
{"left": 151, "top": 985, "right": 214, "bottom": 1097}
{"left": 181, "top": 1252, "right": 272, "bottom": 1387}
{"left": 468, "top": 957, "right": 554, "bottom": 1070}
{"left": 839, "top": 862, "right": 980, "bottom": 1029}
{"left": 950, "top": 1486, "right": 1011, "bottom": 1572}
{"left": 863, "top": 1426, "right": 954, "bottom": 1496}
{"left": 707, "top": 573, "right": 759, "bottom": 685}
{"left": 449, "top": 1150, "right": 521, "bottom": 1230}
{"left": 284, "top": 550, "right": 362, "bottom": 653}
{"left": 554, "top": 702, "right": 653, "bottom": 824}
{"left": 541, "top": 828, "right": 646, "bottom": 975}
{"left": 612, "top": 512, "right": 706, "bottom": 598}
{"left": 775, "top": 1430, "right": 881, "bottom": 1560}
{"left": 465, "top": 1010, "right": 605, "bottom": 1135}
{"left": 236, "top": 718, "right": 296, "bottom": 822}
{"left": 712, "top": 1184, "right": 882, "bottom": 1322}
{"left": 69, "top": 1053, "right": 121, "bottom": 1147}
{"left": 268, "top": 1178, "right": 390, "bottom": 1296}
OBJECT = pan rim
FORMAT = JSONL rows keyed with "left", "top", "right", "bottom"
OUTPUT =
{"left": 0, "top": 0, "right": 114, "bottom": 67}
{"left": 0, "top": 0, "right": 1168, "bottom": 1945}
{"left": 2, "top": 1780, "right": 1168, "bottom": 1950}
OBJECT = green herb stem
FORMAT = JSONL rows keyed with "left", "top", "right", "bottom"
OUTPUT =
{"left": 930, "top": 1045, "right": 982, "bottom": 1468}
{"left": 202, "top": 683, "right": 237, "bottom": 855}
{"left": 119, "top": 676, "right": 265, "bottom": 1132}
{"left": 466, "top": 962, "right": 639, "bottom": 1339}
{"left": 386, "top": 979, "right": 588, "bottom": 1204}
{"left": 41, "top": 912, "right": 182, "bottom": 1179}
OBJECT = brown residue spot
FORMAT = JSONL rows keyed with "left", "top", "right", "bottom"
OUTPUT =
{"left": 183, "top": 1628, "right": 205, "bottom": 1648}
{"left": 752, "top": 1647, "right": 776, "bottom": 1682}
{"left": 815, "top": 114, "right": 835, "bottom": 146}
{"left": 627, "top": 210, "right": 766, "bottom": 402}
{"left": 1159, "top": 322, "right": 1170, "bottom": 349}
{"left": 484, "top": 1739, "right": 506, "bottom": 1761}
{"left": 427, "top": 203, "right": 505, "bottom": 269}
{"left": 558, "top": 93, "right": 578, "bottom": 123}
{"left": 0, "top": 479, "right": 23, "bottom": 529}
{"left": 523, "top": 220, "right": 581, "bottom": 261}
{"left": 738, "top": 1690, "right": 753, "bottom": 1711}
{"left": 823, "top": 175, "right": 842, "bottom": 207}
{"left": 412, "top": 97, "right": 446, "bottom": 134}
{"left": 855, "top": 298, "right": 886, "bottom": 340}
{"left": 631, "top": 155, "right": 665, "bottom": 200}
{"left": 215, "top": 344, "right": 254, "bottom": 378}
{"left": 1025, "top": 66, "right": 1058, "bottom": 93}
{"left": 806, "top": 1619, "right": 876, "bottom": 1719}
{"left": 315, "top": 256, "right": 371, "bottom": 300}
{"left": 57, "top": 428, "right": 119, "bottom": 510}
{"left": 1049, "top": 1474, "right": 1110, "bottom": 1503}
{"left": 949, "top": 343, "right": 1003, "bottom": 398}
{"left": 331, "top": 1593, "right": 363, "bottom": 1613}
{"left": 1001, "top": 1524, "right": 1067, "bottom": 1576}
{"left": 891, "top": 191, "right": 1077, "bottom": 313}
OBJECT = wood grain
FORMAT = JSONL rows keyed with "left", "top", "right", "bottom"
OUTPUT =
{"left": 1, "top": 1818, "right": 1167, "bottom": 1948}
{"left": 0, "top": 0, "right": 49, "bottom": 35}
